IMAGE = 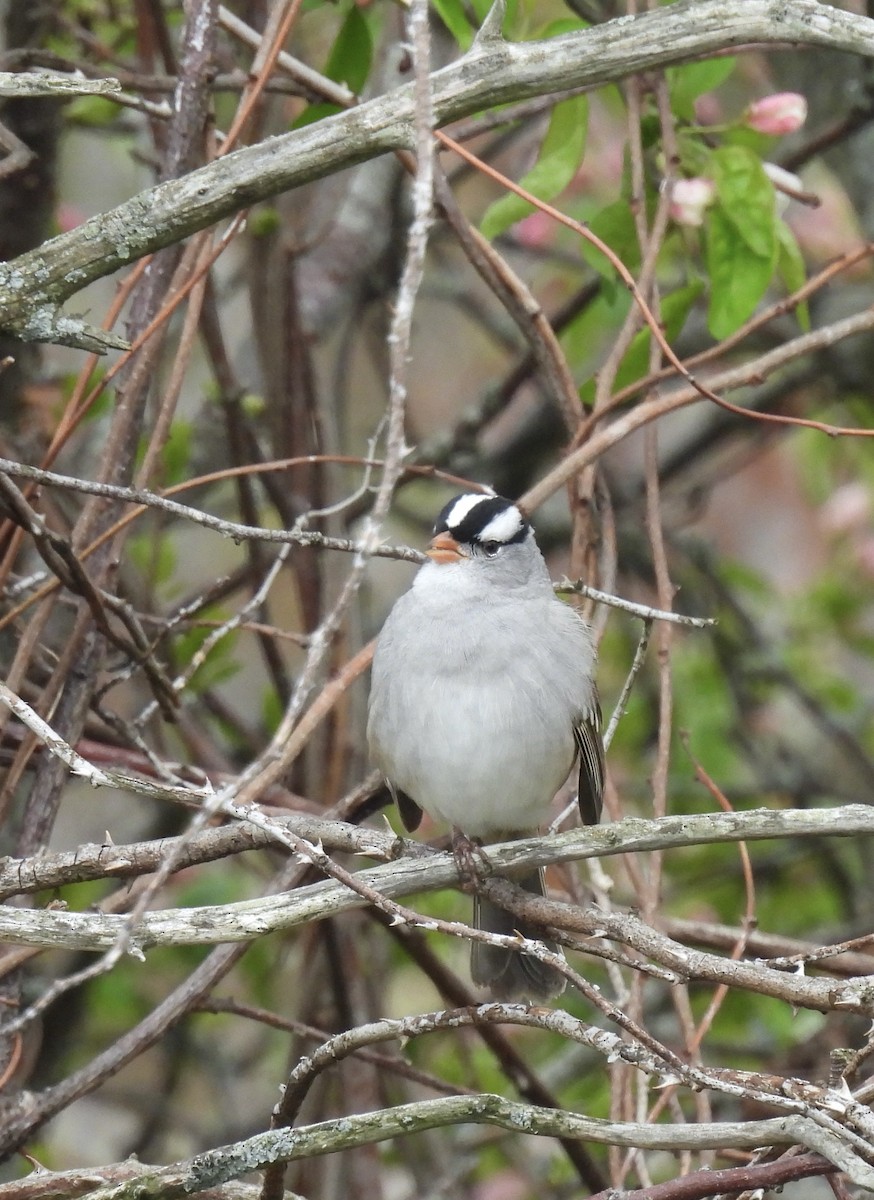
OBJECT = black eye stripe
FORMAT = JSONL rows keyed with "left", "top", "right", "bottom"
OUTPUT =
{"left": 434, "top": 495, "right": 529, "bottom": 547}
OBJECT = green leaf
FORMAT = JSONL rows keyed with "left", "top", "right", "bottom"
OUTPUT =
{"left": 618, "top": 279, "right": 704, "bottom": 385}
{"left": 578, "top": 280, "right": 703, "bottom": 408}
{"left": 667, "top": 57, "right": 736, "bottom": 122}
{"left": 480, "top": 95, "right": 587, "bottom": 240}
{"left": 325, "top": 6, "right": 372, "bottom": 92}
{"left": 676, "top": 132, "right": 714, "bottom": 180}
{"left": 722, "top": 125, "right": 772, "bottom": 155}
{"left": 292, "top": 101, "right": 341, "bottom": 130}
{"left": 431, "top": 0, "right": 474, "bottom": 48}
{"left": 704, "top": 147, "right": 778, "bottom": 337}
{"left": 705, "top": 205, "right": 775, "bottom": 338}
{"left": 711, "top": 145, "right": 776, "bottom": 260}
{"left": 293, "top": 6, "right": 371, "bottom": 126}
{"left": 470, "top": 0, "right": 498, "bottom": 21}
{"left": 579, "top": 199, "right": 641, "bottom": 281}
{"left": 290, "top": 101, "right": 338, "bottom": 130}
{"left": 776, "top": 219, "right": 810, "bottom": 331}
{"left": 503, "top": 0, "right": 519, "bottom": 37}
{"left": 560, "top": 285, "right": 631, "bottom": 378}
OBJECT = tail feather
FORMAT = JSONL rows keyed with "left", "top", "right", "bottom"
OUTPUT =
{"left": 470, "top": 869, "right": 566, "bottom": 1002}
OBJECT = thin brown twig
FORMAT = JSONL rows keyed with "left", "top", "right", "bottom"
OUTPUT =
{"left": 435, "top": 130, "right": 874, "bottom": 443}
{"left": 600, "top": 241, "right": 874, "bottom": 417}
{"left": 196, "top": 996, "right": 474, "bottom": 1098}
{"left": 588, "top": 1152, "right": 835, "bottom": 1200}
{"left": 219, "top": 0, "right": 306, "bottom": 154}
{"left": 520, "top": 302, "right": 874, "bottom": 514}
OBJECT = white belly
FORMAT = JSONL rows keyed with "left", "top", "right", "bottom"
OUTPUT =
{"left": 407, "top": 687, "right": 576, "bottom": 836}
{"left": 368, "top": 585, "right": 588, "bottom": 839}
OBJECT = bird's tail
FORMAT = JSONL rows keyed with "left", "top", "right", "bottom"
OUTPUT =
{"left": 471, "top": 869, "right": 566, "bottom": 1002}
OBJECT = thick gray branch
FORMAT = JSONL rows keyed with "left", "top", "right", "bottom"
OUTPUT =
{"left": 72, "top": 1095, "right": 874, "bottom": 1198}
{"left": 1, "top": 0, "right": 872, "bottom": 349}
{"left": 3, "top": 803, "right": 874, "bottom": 1019}
{"left": 0, "top": 73, "right": 121, "bottom": 97}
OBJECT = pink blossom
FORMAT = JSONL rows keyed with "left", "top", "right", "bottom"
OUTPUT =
{"left": 514, "top": 210, "right": 554, "bottom": 249}
{"left": 667, "top": 177, "right": 715, "bottom": 227}
{"left": 56, "top": 203, "right": 87, "bottom": 232}
{"left": 746, "top": 93, "right": 807, "bottom": 136}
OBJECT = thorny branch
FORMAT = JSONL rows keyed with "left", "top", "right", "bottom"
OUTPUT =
{"left": 52, "top": 1092, "right": 874, "bottom": 1198}
{"left": 0, "top": 695, "right": 872, "bottom": 1019}
{"left": 2, "top": 1, "right": 874, "bottom": 1195}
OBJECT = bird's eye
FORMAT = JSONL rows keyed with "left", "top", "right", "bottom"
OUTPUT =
{"left": 481, "top": 540, "right": 501, "bottom": 558}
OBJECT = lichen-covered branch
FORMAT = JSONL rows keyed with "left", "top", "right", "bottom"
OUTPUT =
{"left": 0, "top": 0, "right": 872, "bottom": 350}
{"left": 68, "top": 1093, "right": 874, "bottom": 1199}
{"left": 0, "top": 803, "right": 871, "bottom": 1019}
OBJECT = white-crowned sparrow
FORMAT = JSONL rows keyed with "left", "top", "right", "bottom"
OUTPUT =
{"left": 367, "top": 492, "right": 604, "bottom": 1001}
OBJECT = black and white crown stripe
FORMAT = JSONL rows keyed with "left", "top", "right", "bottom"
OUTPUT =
{"left": 434, "top": 494, "right": 530, "bottom": 548}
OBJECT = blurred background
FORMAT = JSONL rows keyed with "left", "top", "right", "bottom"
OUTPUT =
{"left": 0, "top": 0, "right": 872, "bottom": 1196}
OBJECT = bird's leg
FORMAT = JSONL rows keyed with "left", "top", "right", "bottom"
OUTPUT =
{"left": 451, "top": 827, "right": 492, "bottom": 891}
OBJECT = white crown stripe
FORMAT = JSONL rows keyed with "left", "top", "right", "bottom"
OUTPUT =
{"left": 478, "top": 507, "right": 524, "bottom": 544}
{"left": 445, "top": 494, "right": 485, "bottom": 528}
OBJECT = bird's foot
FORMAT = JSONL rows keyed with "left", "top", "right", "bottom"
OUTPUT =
{"left": 451, "top": 828, "right": 492, "bottom": 891}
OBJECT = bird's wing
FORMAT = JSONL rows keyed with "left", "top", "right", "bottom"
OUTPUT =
{"left": 573, "top": 693, "right": 605, "bottom": 825}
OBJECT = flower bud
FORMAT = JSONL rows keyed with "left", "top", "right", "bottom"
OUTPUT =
{"left": 515, "top": 210, "right": 554, "bottom": 248}
{"left": 667, "top": 177, "right": 715, "bottom": 227}
{"left": 746, "top": 93, "right": 807, "bottom": 136}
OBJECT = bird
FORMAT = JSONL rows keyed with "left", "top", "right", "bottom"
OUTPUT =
{"left": 367, "top": 491, "right": 604, "bottom": 1001}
